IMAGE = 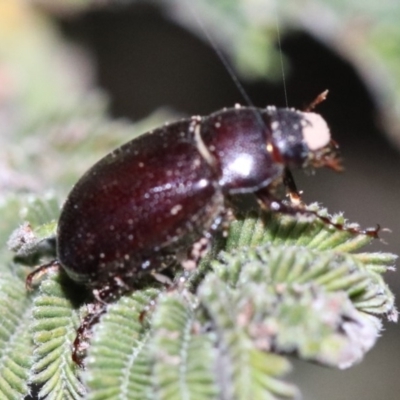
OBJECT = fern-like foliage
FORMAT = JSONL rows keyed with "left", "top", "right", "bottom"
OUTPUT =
{"left": 30, "top": 273, "right": 86, "bottom": 400}
{"left": 84, "top": 289, "right": 159, "bottom": 400}
{"left": 0, "top": 268, "right": 32, "bottom": 399}
{"left": 0, "top": 194, "right": 60, "bottom": 399}
{"left": 198, "top": 275, "right": 299, "bottom": 399}
{"left": 150, "top": 293, "right": 220, "bottom": 400}
{"left": 1, "top": 197, "right": 397, "bottom": 399}
{"left": 211, "top": 247, "right": 386, "bottom": 368}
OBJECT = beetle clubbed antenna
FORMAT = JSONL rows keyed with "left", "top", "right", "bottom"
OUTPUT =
{"left": 305, "top": 89, "right": 329, "bottom": 112}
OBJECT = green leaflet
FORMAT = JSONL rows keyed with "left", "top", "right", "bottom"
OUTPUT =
{"left": 151, "top": 294, "right": 219, "bottom": 400}
{"left": 2, "top": 194, "right": 59, "bottom": 268}
{"left": 30, "top": 273, "right": 86, "bottom": 400}
{"left": 209, "top": 211, "right": 397, "bottom": 369}
{"left": 215, "top": 243, "right": 396, "bottom": 318}
{"left": 84, "top": 289, "right": 159, "bottom": 400}
{"left": 0, "top": 269, "right": 32, "bottom": 399}
{"left": 225, "top": 207, "right": 375, "bottom": 252}
{"left": 85, "top": 291, "right": 219, "bottom": 400}
{"left": 198, "top": 275, "right": 300, "bottom": 400}
{"left": 0, "top": 194, "right": 61, "bottom": 399}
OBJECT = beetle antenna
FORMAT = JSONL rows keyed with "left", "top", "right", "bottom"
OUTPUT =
{"left": 184, "top": 2, "right": 274, "bottom": 143}
{"left": 305, "top": 89, "right": 329, "bottom": 112}
{"left": 186, "top": 1, "right": 289, "bottom": 115}
{"left": 185, "top": 5, "right": 256, "bottom": 110}
{"left": 273, "top": 0, "right": 289, "bottom": 108}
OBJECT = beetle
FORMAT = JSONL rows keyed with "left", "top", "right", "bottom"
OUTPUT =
{"left": 26, "top": 97, "right": 379, "bottom": 364}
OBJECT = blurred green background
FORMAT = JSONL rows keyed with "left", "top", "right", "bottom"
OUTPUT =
{"left": 1, "top": 0, "right": 400, "bottom": 399}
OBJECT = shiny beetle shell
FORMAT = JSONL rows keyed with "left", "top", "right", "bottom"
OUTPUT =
{"left": 56, "top": 106, "right": 337, "bottom": 292}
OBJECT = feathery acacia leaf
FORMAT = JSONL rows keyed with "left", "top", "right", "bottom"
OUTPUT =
{"left": 0, "top": 194, "right": 62, "bottom": 399}
{"left": 30, "top": 273, "right": 86, "bottom": 400}
{"left": 0, "top": 269, "right": 32, "bottom": 399}
{"left": 2, "top": 196, "right": 397, "bottom": 400}
{"left": 151, "top": 293, "right": 219, "bottom": 400}
{"left": 199, "top": 274, "right": 299, "bottom": 400}
{"left": 211, "top": 220, "right": 397, "bottom": 369}
{"left": 84, "top": 289, "right": 159, "bottom": 400}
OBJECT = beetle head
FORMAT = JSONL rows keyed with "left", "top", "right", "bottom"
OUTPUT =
{"left": 267, "top": 108, "right": 342, "bottom": 172}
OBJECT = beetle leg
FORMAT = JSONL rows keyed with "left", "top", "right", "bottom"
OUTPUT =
{"left": 283, "top": 168, "right": 302, "bottom": 205}
{"left": 151, "top": 271, "right": 174, "bottom": 286}
{"left": 26, "top": 259, "right": 60, "bottom": 290}
{"left": 255, "top": 187, "right": 380, "bottom": 238}
{"left": 72, "top": 301, "right": 106, "bottom": 368}
{"left": 72, "top": 282, "right": 126, "bottom": 366}
{"left": 181, "top": 237, "right": 210, "bottom": 271}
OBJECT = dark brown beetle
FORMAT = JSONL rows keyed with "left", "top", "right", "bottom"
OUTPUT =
{"left": 27, "top": 100, "right": 378, "bottom": 364}
{"left": 59, "top": 105, "right": 340, "bottom": 289}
